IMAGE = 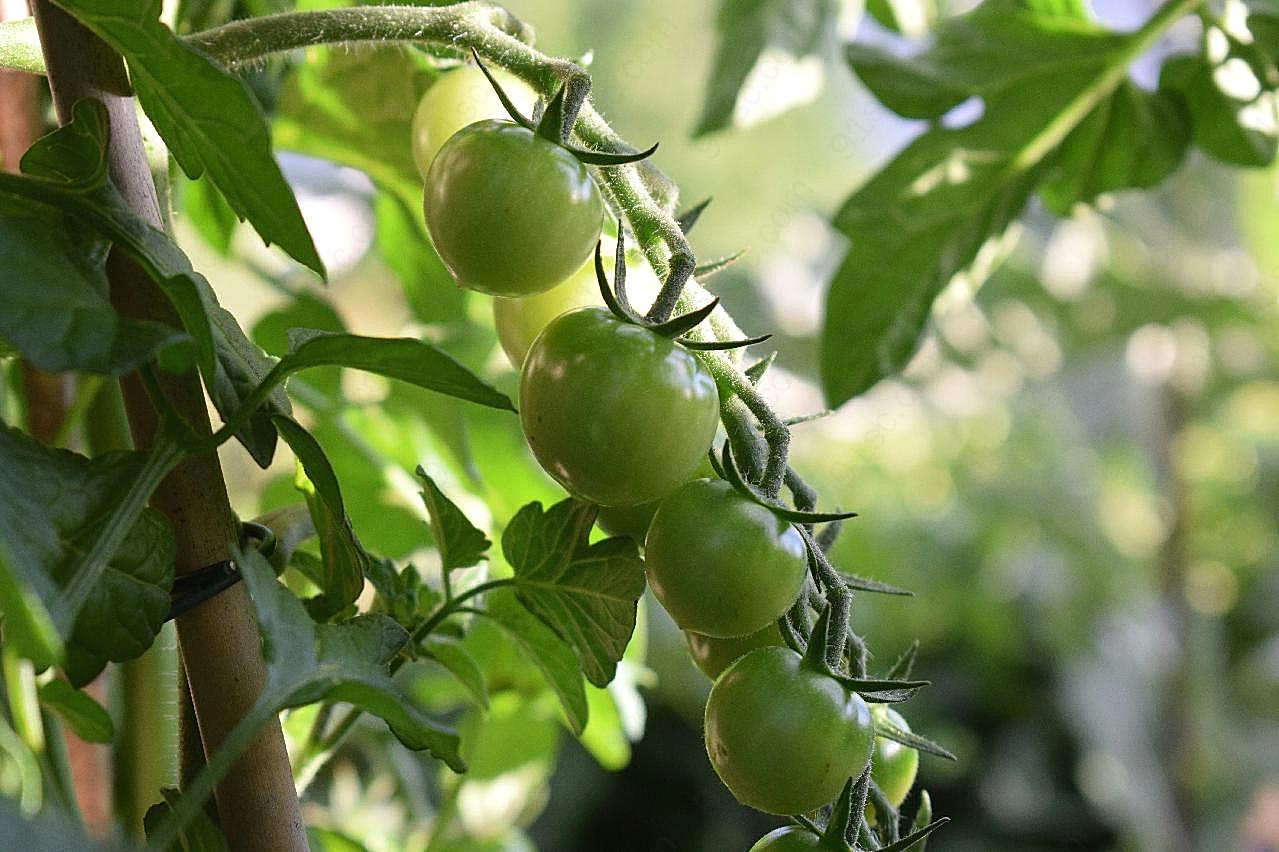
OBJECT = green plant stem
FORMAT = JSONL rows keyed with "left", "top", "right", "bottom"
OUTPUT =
{"left": 114, "top": 624, "right": 179, "bottom": 837}
{"left": 145, "top": 696, "right": 279, "bottom": 851}
{"left": 38, "top": 708, "right": 82, "bottom": 822}
{"left": 176, "top": 4, "right": 791, "bottom": 493}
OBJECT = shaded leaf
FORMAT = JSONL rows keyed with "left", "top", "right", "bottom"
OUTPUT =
{"left": 0, "top": 206, "right": 185, "bottom": 375}
{"left": 482, "top": 591, "right": 589, "bottom": 735}
{"left": 238, "top": 546, "right": 464, "bottom": 769}
{"left": 143, "top": 788, "right": 227, "bottom": 852}
{"left": 0, "top": 423, "right": 176, "bottom": 685}
{"left": 38, "top": 679, "right": 114, "bottom": 743}
{"left": 422, "top": 636, "right": 489, "bottom": 709}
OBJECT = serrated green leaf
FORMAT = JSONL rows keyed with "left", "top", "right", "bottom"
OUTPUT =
{"left": 55, "top": 0, "right": 323, "bottom": 275}
{"left": 251, "top": 290, "right": 345, "bottom": 399}
{"left": 695, "top": 0, "right": 837, "bottom": 137}
{"left": 825, "top": 0, "right": 1198, "bottom": 406}
{"left": 275, "top": 417, "right": 368, "bottom": 622}
{"left": 237, "top": 546, "right": 464, "bottom": 769}
{"left": 482, "top": 591, "right": 589, "bottom": 735}
{"left": 416, "top": 468, "right": 490, "bottom": 573}
{"left": 422, "top": 636, "right": 489, "bottom": 710}
{"left": 366, "top": 558, "right": 441, "bottom": 629}
{"left": 38, "top": 679, "right": 114, "bottom": 743}
{"left": 0, "top": 423, "right": 177, "bottom": 685}
{"left": 503, "top": 500, "right": 647, "bottom": 687}
{"left": 143, "top": 788, "right": 228, "bottom": 852}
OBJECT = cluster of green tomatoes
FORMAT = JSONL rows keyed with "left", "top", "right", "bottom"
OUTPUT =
{"left": 413, "top": 60, "right": 920, "bottom": 848}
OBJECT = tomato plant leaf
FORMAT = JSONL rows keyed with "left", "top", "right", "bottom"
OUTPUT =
{"left": 825, "top": 0, "right": 1198, "bottom": 406}
{"left": 366, "top": 558, "right": 441, "bottom": 630}
{"left": 879, "top": 816, "right": 950, "bottom": 852}
{"left": 237, "top": 546, "right": 465, "bottom": 770}
{"left": 274, "top": 416, "right": 368, "bottom": 622}
{"left": 0, "top": 424, "right": 178, "bottom": 686}
{"left": 0, "top": 541, "right": 63, "bottom": 672}
{"left": 37, "top": 679, "right": 114, "bottom": 744}
{"left": 0, "top": 204, "right": 185, "bottom": 376}
{"left": 503, "top": 500, "right": 647, "bottom": 687}
{"left": 277, "top": 331, "right": 514, "bottom": 412}
{"left": 0, "top": 100, "right": 213, "bottom": 381}
{"left": 415, "top": 468, "right": 491, "bottom": 574}
{"left": 481, "top": 591, "right": 589, "bottom": 735}
{"left": 143, "top": 788, "right": 228, "bottom": 852}
{"left": 1160, "top": 54, "right": 1277, "bottom": 167}
{"left": 55, "top": 0, "right": 324, "bottom": 275}
{"left": 695, "top": 0, "right": 837, "bottom": 137}
{"left": 421, "top": 636, "right": 489, "bottom": 710}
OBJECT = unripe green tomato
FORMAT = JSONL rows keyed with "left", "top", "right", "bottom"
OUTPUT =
{"left": 519, "top": 308, "right": 720, "bottom": 506}
{"left": 869, "top": 704, "right": 919, "bottom": 809}
{"left": 645, "top": 478, "right": 807, "bottom": 638}
{"left": 411, "top": 64, "right": 536, "bottom": 178}
{"left": 595, "top": 456, "right": 716, "bottom": 543}
{"left": 684, "top": 621, "right": 784, "bottom": 680}
{"left": 749, "top": 826, "right": 851, "bottom": 851}
{"left": 705, "top": 646, "right": 875, "bottom": 815}
{"left": 492, "top": 236, "right": 661, "bottom": 369}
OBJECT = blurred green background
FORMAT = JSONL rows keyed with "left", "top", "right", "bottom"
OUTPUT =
{"left": 160, "top": 1, "right": 1279, "bottom": 849}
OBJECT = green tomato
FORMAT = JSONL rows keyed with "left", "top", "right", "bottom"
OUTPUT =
{"left": 424, "top": 120, "right": 604, "bottom": 296}
{"left": 492, "top": 236, "right": 661, "bottom": 369}
{"left": 645, "top": 478, "right": 807, "bottom": 638}
{"left": 748, "top": 826, "right": 851, "bottom": 852}
{"left": 595, "top": 456, "right": 715, "bottom": 543}
{"left": 705, "top": 646, "right": 875, "bottom": 815}
{"left": 684, "top": 621, "right": 784, "bottom": 680}
{"left": 410, "top": 64, "right": 536, "bottom": 178}
{"left": 869, "top": 704, "right": 919, "bottom": 809}
{"left": 519, "top": 308, "right": 720, "bottom": 506}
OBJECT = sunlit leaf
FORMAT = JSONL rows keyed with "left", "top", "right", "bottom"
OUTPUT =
{"left": 56, "top": 0, "right": 324, "bottom": 274}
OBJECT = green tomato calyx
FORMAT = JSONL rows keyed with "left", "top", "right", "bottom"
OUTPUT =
{"left": 471, "top": 48, "right": 658, "bottom": 166}
{"left": 592, "top": 234, "right": 772, "bottom": 351}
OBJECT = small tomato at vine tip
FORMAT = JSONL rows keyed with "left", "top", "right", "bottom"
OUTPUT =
{"left": 749, "top": 825, "right": 849, "bottom": 851}
{"left": 705, "top": 646, "right": 875, "bottom": 815}
{"left": 684, "top": 621, "right": 785, "bottom": 680}
{"left": 411, "top": 64, "right": 536, "bottom": 178}
{"left": 518, "top": 307, "right": 719, "bottom": 506}
{"left": 869, "top": 703, "right": 919, "bottom": 811}
{"left": 645, "top": 478, "right": 806, "bottom": 638}
{"left": 424, "top": 120, "right": 604, "bottom": 297}
{"left": 492, "top": 235, "right": 661, "bottom": 369}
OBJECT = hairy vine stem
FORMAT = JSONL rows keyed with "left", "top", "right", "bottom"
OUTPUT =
{"left": 181, "top": 2, "right": 797, "bottom": 497}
